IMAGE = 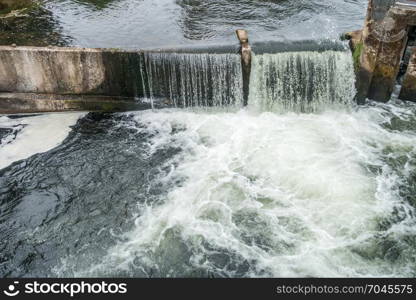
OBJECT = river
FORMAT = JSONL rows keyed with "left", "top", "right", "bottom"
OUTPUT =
{"left": 0, "top": 0, "right": 415, "bottom": 278}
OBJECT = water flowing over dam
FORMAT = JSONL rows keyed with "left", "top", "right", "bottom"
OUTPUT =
{"left": 141, "top": 52, "right": 244, "bottom": 107}
{"left": 249, "top": 51, "right": 356, "bottom": 112}
{"left": 140, "top": 48, "right": 356, "bottom": 112}
{"left": 1, "top": 0, "right": 416, "bottom": 280}
{"left": 1, "top": 43, "right": 416, "bottom": 278}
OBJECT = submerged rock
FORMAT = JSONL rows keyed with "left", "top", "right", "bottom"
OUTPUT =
{"left": 0, "top": 0, "right": 33, "bottom": 15}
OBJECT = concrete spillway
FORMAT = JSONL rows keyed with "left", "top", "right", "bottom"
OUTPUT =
{"left": 0, "top": 42, "right": 356, "bottom": 113}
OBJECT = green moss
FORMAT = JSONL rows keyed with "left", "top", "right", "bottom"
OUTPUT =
{"left": 0, "top": 0, "right": 33, "bottom": 15}
{"left": 352, "top": 41, "right": 363, "bottom": 72}
{"left": 101, "top": 102, "right": 119, "bottom": 112}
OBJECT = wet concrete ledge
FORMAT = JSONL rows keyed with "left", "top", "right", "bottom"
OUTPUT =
{"left": 0, "top": 93, "right": 152, "bottom": 113}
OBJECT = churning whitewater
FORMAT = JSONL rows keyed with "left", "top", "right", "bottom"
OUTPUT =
{"left": 65, "top": 101, "right": 416, "bottom": 278}
{"left": 1, "top": 49, "right": 415, "bottom": 278}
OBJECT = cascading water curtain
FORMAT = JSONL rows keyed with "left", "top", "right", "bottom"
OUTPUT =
{"left": 249, "top": 50, "right": 356, "bottom": 113}
{"left": 141, "top": 52, "right": 244, "bottom": 108}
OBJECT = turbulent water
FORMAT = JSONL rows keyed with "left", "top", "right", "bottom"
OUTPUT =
{"left": 1, "top": 0, "right": 416, "bottom": 279}
{"left": 73, "top": 103, "right": 416, "bottom": 278}
{"left": 1, "top": 45, "right": 416, "bottom": 278}
{"left": 1, "top": 99, "right": 416, "bottom": 277}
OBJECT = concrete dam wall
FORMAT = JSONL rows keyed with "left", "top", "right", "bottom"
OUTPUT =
{"left": 351, "top": 0, "right": 416, "bottom": 103}
{"left": 0, "top": 44, "right": 248, "bottom": 113}
{"left": 0, "top": 46, "right": 149, "bottom": 113}
{"left": 2, "top": 3, "right": 416, "bottom": 115}
{"left": 0, "top": 46, "right": 143, "bottom": 95}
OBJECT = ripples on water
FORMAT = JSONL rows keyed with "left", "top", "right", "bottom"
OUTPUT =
{"left": 0, "top": 113, "right": 182, "bottom": 276}
{"left": 38, "top": 0, "right": 368, "bottom": 48}
{"left": 1, "top": 0, "right": 415, "bottom": 279}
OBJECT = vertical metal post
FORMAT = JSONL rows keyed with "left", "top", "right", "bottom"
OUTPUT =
{"left": 236, "top": 29, "right": 252, "bottom": 106}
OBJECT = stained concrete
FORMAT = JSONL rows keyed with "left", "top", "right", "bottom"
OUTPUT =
{"left": 0, "top": 46, "right": 145, "bottom": 96}
{"left": 355, "top": 0, "right": 416, "bottom": 103}
{"left": 399, "top": 47, "right": 416, "bottom": 101}
{"left": 0, "top": 46, "right": 149, "bottom": 113}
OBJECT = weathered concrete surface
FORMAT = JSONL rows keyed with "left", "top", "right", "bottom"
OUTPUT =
{"left": 355, "top": 0, "right": 379, "bottom": 103}
{"left": 0, "top": 46, "right": 144, "bottom": 96}
{"left": 399, "top": 47, "right": 416, "bottom": 101}
{"left": 0, "top": 93, "right": 149, "bottom": 113}
{"left": 367, "top": 7, "right": 409, "bottom": 101}
{"left": 0, "top": 46, "right": 149, "bottom": 113}
{"left": 356, "top": 0, "right": 416, "bottom": 103}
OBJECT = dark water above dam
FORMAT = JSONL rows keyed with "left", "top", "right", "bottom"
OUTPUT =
{"left": 50, "top": 0, "right": 367, "bottom": 49}
{"left": 1, "top": 0, "right": 416, "bottom": 278}
{"left": 2, "top": 0, "right": 369, "bottom": 48}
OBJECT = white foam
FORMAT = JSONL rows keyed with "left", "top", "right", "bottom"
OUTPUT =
{"left": 80, "top": 103, "right": 416, "bottom": 277}
{"left": 0, "top": 113, "right": 85, "bottom": 169}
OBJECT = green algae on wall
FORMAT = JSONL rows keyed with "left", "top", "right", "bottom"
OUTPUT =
{"left": 352, "top": 41, "right": 363, "bottom": 72}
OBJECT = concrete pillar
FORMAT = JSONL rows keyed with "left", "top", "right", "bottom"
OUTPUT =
{"left": 355, "top": 1, "right": 416, "bottom": 103}
{"left": 367, "top": 8, "right": 409, "bottom": 102}
{"left": 355, "top": 0, "right": 378, "bottom": 103}
{"left": 399, "top": 47, "right": 416, "bottom": 101}
{"left": 236, "top": 29, "right": 251, "bottom": 106}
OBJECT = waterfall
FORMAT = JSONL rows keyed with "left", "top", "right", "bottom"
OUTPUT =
{"left": 248, "top": 50, "right": 356, "bottom": 113}
{"left": 141, "top": 52, "right": 244, "bottom": 108}
{"left": 138, "top": 49, "right": 356, "bottom": 112}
